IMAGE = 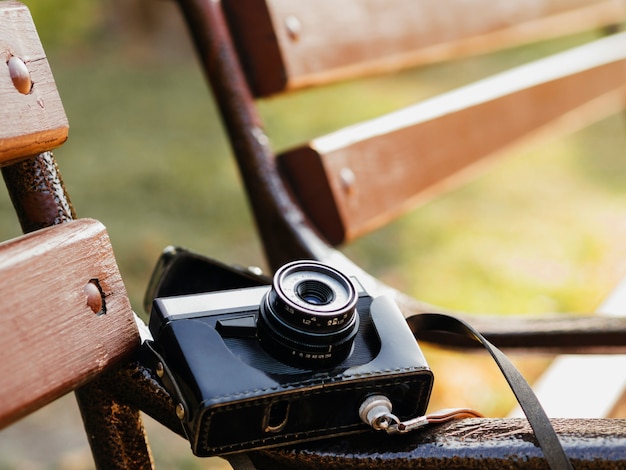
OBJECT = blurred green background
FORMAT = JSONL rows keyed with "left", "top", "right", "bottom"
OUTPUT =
{"left": 2, "top": 0, "right": 626, "bottom": 468}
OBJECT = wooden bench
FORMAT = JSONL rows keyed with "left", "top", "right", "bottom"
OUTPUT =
{"left": 173, "top": 0, "right": 626, "bottom": 467}
{"left": 4, "top": 0, "right": 626, "bottom": 468}
{"left": 179, "top": 0, "right": 626, "bottom": 343}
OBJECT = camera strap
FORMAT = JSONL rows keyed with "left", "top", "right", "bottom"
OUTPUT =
{"left": 405, "top": 312, "right": 573, "bottom": 470}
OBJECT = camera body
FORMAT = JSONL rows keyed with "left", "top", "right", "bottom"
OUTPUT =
{"left": 148, "top": 260, "right": 433, "bottom": 456}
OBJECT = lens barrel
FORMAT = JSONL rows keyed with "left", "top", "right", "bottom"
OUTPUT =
{"left": 257, "top": 261, "right": 359, "bottom": 369}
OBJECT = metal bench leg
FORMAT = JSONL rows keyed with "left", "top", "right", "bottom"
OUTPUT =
{"left": 76, "top": 381, "right": 153, "bottom": 470}
{"left": 2, "top": 151, "right": 75, "bottom": 231}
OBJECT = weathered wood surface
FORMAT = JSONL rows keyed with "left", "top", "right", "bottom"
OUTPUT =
{"left": 0, "top": 1, "right": 68, "bottom": 165}
{"left": 224, "top": 0, "right": 626, "bottom": 96}
{"left": 0, "top": 219, "right": 139, "bottom": 429}
{"left": 279, "top": 32, "right": 626, "bottom": 244}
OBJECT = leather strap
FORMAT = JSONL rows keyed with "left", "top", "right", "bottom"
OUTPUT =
{"left": 407, "top": 313, "right": 573, "bottom": 470}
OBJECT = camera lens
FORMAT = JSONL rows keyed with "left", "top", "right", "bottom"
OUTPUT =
{"left": 257, "top": 261, "right": 359, "bottom": 369}
{"left": 296, "top": 280, "right": 335, "bottom": 306}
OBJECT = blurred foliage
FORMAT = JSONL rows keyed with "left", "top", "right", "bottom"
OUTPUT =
{"left": 24, "top": 0, "right": 104, "bottom": 49}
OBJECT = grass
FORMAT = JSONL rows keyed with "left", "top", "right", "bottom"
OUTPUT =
{"left": 2, "top": 22, "right": 626, "bottom": 469}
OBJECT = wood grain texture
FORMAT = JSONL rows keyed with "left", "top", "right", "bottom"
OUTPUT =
{"left": 0, "top": 219, "right": 139, "bottom": 428}
{"left": 279, "top": 32, "right": 626, "bottom": 244}
{"left": 224, "top": 0, "right": 626, "bottom": 96}
{"left": 0, "top": 1, "right": 68, "bottom": 165}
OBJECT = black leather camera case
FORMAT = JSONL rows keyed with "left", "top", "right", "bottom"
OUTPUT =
{"left": 147, "top": 256, "right": 432, "bottom": 456}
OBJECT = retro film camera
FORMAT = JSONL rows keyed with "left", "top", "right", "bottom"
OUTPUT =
{"left": 147, "top": 258, "right": 433, "bottom": 456}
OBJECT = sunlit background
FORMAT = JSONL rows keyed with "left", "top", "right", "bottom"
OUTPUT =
{"left": 2, "top": 1, "right": 626, "bottom": 468}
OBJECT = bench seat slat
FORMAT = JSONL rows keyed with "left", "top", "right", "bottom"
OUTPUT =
{"left": 224, "top": 0, "right": 626, "bottom": 96}
{"left": 0, "top": 219, "right": 139, "bottom": 429}
{"left": 279, "top": 32, "right": 626, "bottom": 244}
{"left": 0, "top": 1, "right": 68, "bottom": 165}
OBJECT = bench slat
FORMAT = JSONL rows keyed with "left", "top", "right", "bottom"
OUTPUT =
{"left": 224, "top": 0, "right": 626, "bottom": 96}
{"left": 0, "top": 219, "right": 139, "bottom": 428}
{"left": 0, "top": 1, "right": 68, "bottom": 165}
{"left": 279, "top": 32, "right": 626, "bottom": 244}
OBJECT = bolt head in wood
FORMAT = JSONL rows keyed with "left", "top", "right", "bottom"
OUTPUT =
{"left": 285, "top": 15, "right": 302, "bottom": 41}
{"left": 84, "top": 280, "right": 104, "bottom": 315}
{"left": 7, "top": 56, "right": 32, "bottom": 94}
{"left": 339, "top": 167, "right": 356, "bottom": 195}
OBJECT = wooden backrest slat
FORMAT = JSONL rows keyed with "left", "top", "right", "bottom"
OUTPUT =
{"left": 0, "top": 1, "right": 68, "bottom": 165}
{"left": 0, "top": 219, "right": 138, "bottom": 429}
{"left": 224, "top": 0, "right": 626, "bottom": 96}
{"left": 278, "top": 32, "right": 626, "bottom": 244}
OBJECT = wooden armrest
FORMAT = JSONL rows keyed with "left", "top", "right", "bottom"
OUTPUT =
{"left": 0, "top": 1, "right": 68, "bottom": 165}
{"left": 279, "top": 32, "right": 626, "bottom": 244}
{"left": 224, "top": 0, "right": 626, "bottom": 96}
{"left": 0, "top": 219, "right": 139, "bottom": 428}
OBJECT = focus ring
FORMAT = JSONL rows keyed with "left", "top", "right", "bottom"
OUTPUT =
{"left": 256, "top": 261, "right": 360, "bottom": 369}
